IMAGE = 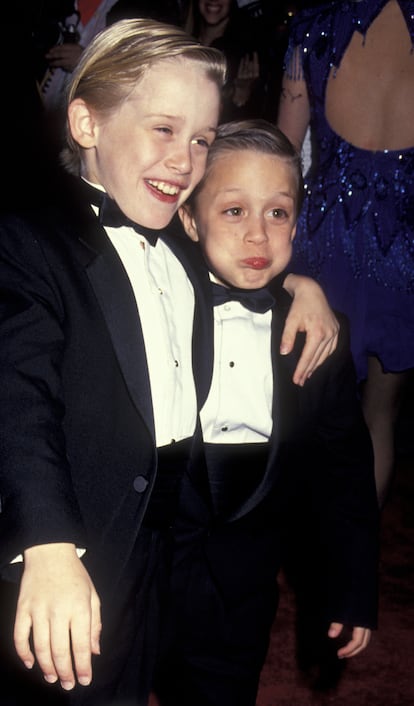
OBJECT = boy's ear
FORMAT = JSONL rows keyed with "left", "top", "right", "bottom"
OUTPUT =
{"left": 68, "top": 98, "right": 98, "bottom": 148}
{"left": 178, "top": 204, "right": 199, "bottom": 242}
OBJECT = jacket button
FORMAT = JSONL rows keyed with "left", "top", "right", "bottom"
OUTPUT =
{"left": 133, "top": 475, "right": 149, "bottom": 493}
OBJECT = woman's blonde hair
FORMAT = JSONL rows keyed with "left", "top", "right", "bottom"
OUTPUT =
{"left": 61, "top": 18, "right": 227, "bottom": 174}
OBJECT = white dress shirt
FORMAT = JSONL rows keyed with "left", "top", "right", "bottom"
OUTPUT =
{"left": 201, "top": 280, "right": 274, "bottom": 445}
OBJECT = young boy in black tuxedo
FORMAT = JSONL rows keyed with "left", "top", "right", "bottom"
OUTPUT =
{"left": 153, "top": 120, "right": 379, "bottom": 706}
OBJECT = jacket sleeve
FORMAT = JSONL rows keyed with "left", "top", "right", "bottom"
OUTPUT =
{"left": 0, "top": 215, "right": 85, "bottom": 570}
{"left": 291, "top": 314, "right": 379, "bottom": 629}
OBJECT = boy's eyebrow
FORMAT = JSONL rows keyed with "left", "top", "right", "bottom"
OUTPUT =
{"left": 273, "top": 190, "right": 296, "bottom": 200}
{"left": 216, "top": 187, "right": 295, "bottom": 199}
{"left": 145, "top": 113, "right": 217, "bottom": 134}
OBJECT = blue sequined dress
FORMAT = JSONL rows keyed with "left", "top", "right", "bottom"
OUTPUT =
{"left": 285, "top": 0, "right": 414, "bottom": 381}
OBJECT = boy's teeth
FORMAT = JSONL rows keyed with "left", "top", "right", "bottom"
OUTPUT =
{"left": 148, "top": 180, "right": 179, "bottom": 195}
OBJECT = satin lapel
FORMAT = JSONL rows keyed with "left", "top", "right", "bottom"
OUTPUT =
{"left": 229, "top": 295, "right": 301, "bottom": 522}
{"left": 77, "top": 217, "right": 155, "bottom": 438}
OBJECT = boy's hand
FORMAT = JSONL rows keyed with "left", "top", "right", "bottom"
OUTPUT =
{"left": 14, "top": 543, "right": 101, "bottom": 690}
{"left": 328, "top": 622, "right": 371, "bottom": 658}
{"left": 281, "top": 274, "right": 339, "bottom": 386}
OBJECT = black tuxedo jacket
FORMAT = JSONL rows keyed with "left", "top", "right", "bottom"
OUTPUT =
{"left": 0, "top": 178, "right": 212, "bottom": 602}
{"left": 177, "top": 262, "right": 379, "bottom": 630}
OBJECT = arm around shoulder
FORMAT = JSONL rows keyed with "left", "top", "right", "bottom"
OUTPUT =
{"left": 281, "top": 273, "right": 340, "bottom": 385}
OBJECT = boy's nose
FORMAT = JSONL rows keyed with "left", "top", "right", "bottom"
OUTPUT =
{"left": 246, "top": 216, "right": 268, "bottom": 243}
{"left": 166, "top": 144, "right": 192, "bottom": 174}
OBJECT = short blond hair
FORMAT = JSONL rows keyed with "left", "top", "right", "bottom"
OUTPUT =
{"left": 189, "top": 119, "right": 305, "bottom": 216}
{"left": 61, "top": 18, "right": 227, "bottom": 174}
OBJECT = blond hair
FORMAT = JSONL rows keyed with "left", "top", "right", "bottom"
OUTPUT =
{"left": 189, "top": 119, "right": 305, "bottom": 215}
{"left": 61, "top": 18, "right": 227, "bottom": 174}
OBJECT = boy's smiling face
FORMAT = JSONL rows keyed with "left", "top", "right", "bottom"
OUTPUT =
{"left": 180, "top": 149, "right": 298, "bottom": 289}
{"left": 71, "top": 58, "right": 220, "bottom": 229}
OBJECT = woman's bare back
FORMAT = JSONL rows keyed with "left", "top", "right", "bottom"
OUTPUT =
{"left": 326, "top": 0, "right": 414, "bottom": 150}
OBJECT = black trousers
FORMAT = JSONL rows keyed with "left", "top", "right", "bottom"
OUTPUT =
{"left": 154, "top": 443, "right": 281, "bottom": 706}
{"left": 154, "top": 522, "right": 280, "bottom": 706}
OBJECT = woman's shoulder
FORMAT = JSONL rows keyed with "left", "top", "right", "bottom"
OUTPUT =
{"left": 288, "top": 1, "right": 339, "bottom": 42}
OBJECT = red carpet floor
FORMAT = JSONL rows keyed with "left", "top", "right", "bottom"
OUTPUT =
{"left": 257, "top": 405, "right": 414, "bottom": 706}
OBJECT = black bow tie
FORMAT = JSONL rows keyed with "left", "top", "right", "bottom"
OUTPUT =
{"left": 84, "top": 183, "right": 160, "bottom": 246}
{"left": 211, "top": 281, "right": 275, "bottom": 314}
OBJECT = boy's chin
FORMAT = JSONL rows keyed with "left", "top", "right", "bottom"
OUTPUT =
{"left": 235, "top": 276, "right": 274, "bottom": 290}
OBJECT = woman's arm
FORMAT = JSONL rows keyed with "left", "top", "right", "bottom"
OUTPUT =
{"left": 277, "top": 46, "right": 335, "bottom": 385}
{"left": 281, "top": 274, "right": 339, "bottom": 386}
{"left": 277, "top": 49, "right": 311, "bottom": 150}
